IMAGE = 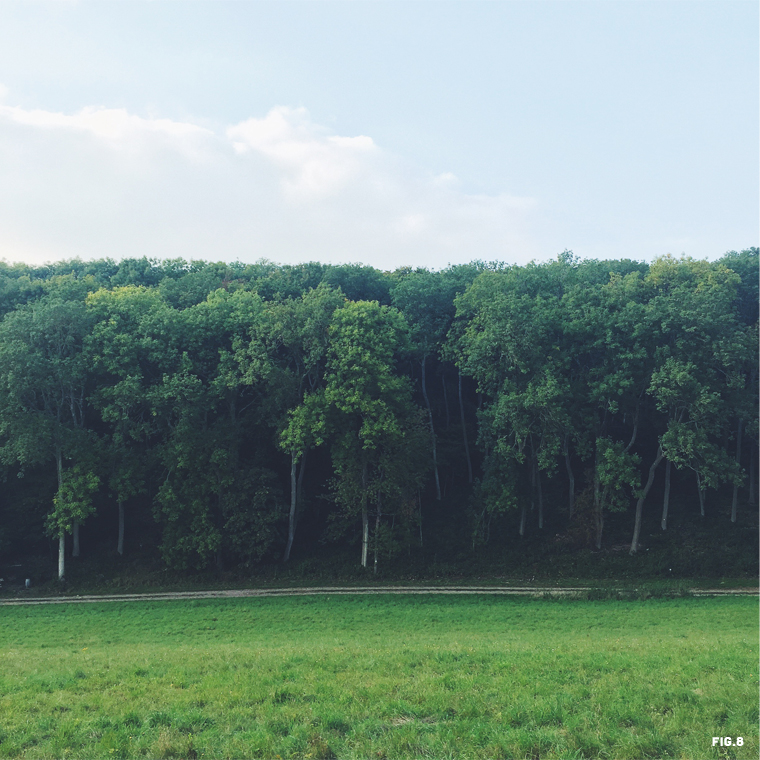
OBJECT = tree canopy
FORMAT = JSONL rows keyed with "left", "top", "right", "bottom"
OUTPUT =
{"left": 0, "top": 250, "right": 756, "bottom": 579}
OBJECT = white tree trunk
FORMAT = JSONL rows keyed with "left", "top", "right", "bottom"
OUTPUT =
{"left": 56, "top": 446, "right": 65, "bottom": 580}
{"left": 661, "top": 459, "right": 671, "bottom": 530}
{"left": 361, "top": 507, "right": 368, "bottom": 567}
{"left": 696, "top": 471, "right": 705, "bottom": 517}
{"left": 374, "top": 498, "right": 381, "bottom": 575}
{"left": 630, "top": 447, "right": 663, "bottom": 554}
{"left": 283, "top": 450, "right": 298, "bottom": 562}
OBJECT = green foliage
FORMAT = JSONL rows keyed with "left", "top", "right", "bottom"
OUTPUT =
{"left": 315, "top": 301, "right": 428, "bottom": 562}
{"left": 0, "top": 295, "right": 97, "bottom": 549}
{"left": 0, "top": 251, "right": 756, "bottom": 575}
{"left": 596, "top": 437, "right": 640, "bottom": 509}
{"left": 448, "top": 252, "right": 756, "bottom": 545}
{"left": 49, "top": 465, "right": 100, "bottom": 535}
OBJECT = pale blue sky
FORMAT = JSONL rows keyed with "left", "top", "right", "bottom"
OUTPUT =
{"left": 0, "top": 1, "right": 756, "bottom": 269}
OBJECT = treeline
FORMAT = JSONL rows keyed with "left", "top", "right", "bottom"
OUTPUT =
{"left": 0, "top": 250, "right": 756, "bottom": 580}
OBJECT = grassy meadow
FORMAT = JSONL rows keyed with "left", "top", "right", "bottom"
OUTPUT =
{"left": 0, "top": 595, "right": 757, "bottom": 759}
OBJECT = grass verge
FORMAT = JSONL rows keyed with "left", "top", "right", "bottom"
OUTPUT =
{"left": 0, "top": 595, "right": 757, "bottom": 759}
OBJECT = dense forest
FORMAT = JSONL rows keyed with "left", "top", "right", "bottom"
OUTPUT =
{"left": 0, "top": 249, "right": 757, "bottom": 583}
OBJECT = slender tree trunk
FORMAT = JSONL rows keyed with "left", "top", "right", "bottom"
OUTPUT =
{"left": 421, "top": 355, "right": 441, "bottom": 500}
{"left": 630, "top": 447, "right": 664, "bottom": 554}
{"left": 593, "top": 412, "right": 613, "bottom": 550}
{"left": 361, "top": 463, "right": 369, "bottom": 567}
{"left": 296, "top": 449, "right": 307, "bottom": 511}
{"left": 72, "top": 520, "right": 80, "bottom": 557}
{"left": 520, "top": 444, "right": 530, "bottom": 538}
{"left": 418, "top": 489, "right": 423, "bottom": 547}
{"left": 441, "top": 371, "right": 450, "bottom": 429}
{"left": 374, "top": 495, "right": 381, "bottom": 575}
{"left": 661, "top": 459, "right": 671, "bottom": 530}
{"left": 361, "top": 509, "right": 369, "bottom": 567}
{"left": 536, "top": 463, "right": 544, "bottom": 530}
{"left": 595, "top": 501, "right": 605, "bottom": 550}
{"left": 625, "top": 411, "right": 639, "bottom": 453}
{"left": 610, "top": 411, "right": 640, "bottom": 547}
{"left": 458, "top": 371, "right": 473, "bottom": 484}
{"left": 731, "top": 418, "right": 742, "bottom": 523}
{"left": 117, "top": 500, "right": 125, "bottom": 555}
{"left": 618, "top": 412, "right": 640, "bottom": 547}
{"left": 283, "top": 450, "right": 298, "bottom": 562}
{"left": 55, "top": 446, "right": 65, "bottom": 580}
{"left": 696, "top": 471, "right": 705, "bottom": 517}
{"left": 563, "top": 437, "right": 575, "bottom": 518}
{"left": 749, "top": 444, "right": 756, "bottom": 504}
{"left": 593, "top": 444, "right": 603, "bottom": 549}
{"left": 594, "top": 486, "right": 608, "bottom": 550}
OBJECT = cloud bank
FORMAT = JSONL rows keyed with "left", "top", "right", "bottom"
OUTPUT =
{"left": 0, "top": 95, "right": 538, "bottom": 269}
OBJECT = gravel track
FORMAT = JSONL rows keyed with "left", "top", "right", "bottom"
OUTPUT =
{"left": 0, "top": 585, "right": 756, "bottom": 605}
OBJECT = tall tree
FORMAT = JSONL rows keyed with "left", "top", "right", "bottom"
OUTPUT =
{"left": 86, "top": 286, "right": 173, "bottom": 555}
{"left": 631, "top": 256, "right": 744, "bottom": 552}
{"left": 0, "top": 296, "right": 96, "bottom": 579}
{"left": 243, "top": 284, "right": 344, "bottom": 561}
{"left": 312, "top": 300, "right": 426, "bottom": 568}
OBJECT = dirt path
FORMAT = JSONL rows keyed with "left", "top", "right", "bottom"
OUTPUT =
{"left": 0, "top": 585, "right": 756, "bottom": 606}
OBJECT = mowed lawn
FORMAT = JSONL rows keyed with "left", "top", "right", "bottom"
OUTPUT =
{"left": 0, "top": 595, "right": 756, "bottom": 759}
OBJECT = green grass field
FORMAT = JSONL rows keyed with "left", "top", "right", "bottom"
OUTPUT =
{"left": 0, "top": 595, "right": 756, "bottom": 759}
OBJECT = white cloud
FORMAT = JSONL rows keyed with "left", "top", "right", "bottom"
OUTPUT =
{"left": 227, "top": 106, "right": 378, "bottom": 199}
{"left": 0, "top": 98, "right": 539, "bottom": 269}
{"left": 0, "top": 103, "right": 214, "bottom": 160}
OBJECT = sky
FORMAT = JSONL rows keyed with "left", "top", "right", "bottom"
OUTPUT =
{"left": 0, "top": 1, "right": 757, "bottom": 271}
